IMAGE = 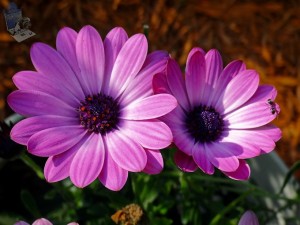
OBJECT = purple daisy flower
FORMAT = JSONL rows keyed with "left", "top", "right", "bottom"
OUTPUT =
{"left": 152, "top": 47, "right": 281, "bottom": 180}
{"left": 8, "top": 25, "right": 177, "bottom": 191}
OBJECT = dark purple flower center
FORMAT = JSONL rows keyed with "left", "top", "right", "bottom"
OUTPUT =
{"left": 78, "top": 93, "right": 120, "bottom": 134}
{"left": 185, "top": 105, "right": 224, "bottom": 143}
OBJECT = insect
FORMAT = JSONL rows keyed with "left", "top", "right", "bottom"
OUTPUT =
{"left": 267, "top": 99, "right": 278, "bottom": 115}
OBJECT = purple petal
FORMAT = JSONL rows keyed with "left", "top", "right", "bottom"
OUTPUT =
{"left": 99, "top": 142, "right": 128, "bottom": 191}
{"left": 200, "top": 49, "right": 223, "bottom": 106}
{"left": 32, "top": 218, "right": 53, "bottom": 225}
{"left": 172, "top": 126, "right": 194, "bottom": 156}
{"left": 30, "top": 43, "right": 84, "bottom": 100}
{"left": 207, "top": 142, "right": 240, "bottom": 172}
{"left": 161, "top": 105, "right": 186, "bottom": 129}
{"left": 121, "top": 119, "right": 172, "bottom": 149}
{"left": 120, "top": 94, "right": 177, "bottom": 120}
{"left": 152, "top": 72, "right": 171, "bottom": 94}
{"left": 238, "top": 210, "right": 259, "bottom": 225}
{"left": 56, "top": 27, "right": 81, "bottom": 80}
{"left": 174, "top": 150, "right": 198, "bottom": 172}
{"left": 103, "top": 27, "right": 128, "bottom": 94}
{"left": 223, "top": 159, "right": 250, "bottom": 181}
{"left": 28, "top": 126, "right": 86, "bottom": 157}
{"left": 205, "top": 49, "right": 223, "bottom": 88}
{"left": 119, "top": 50, "right": 169, "bottom": 105}
{"left": 166, "top": 58, "right": 190, "bottom": 110}
{"left": 44, "top": 135, "right": 89, "bottom": 182}
{"left": 108, "top": 34, "right": 148, "bottom": 98}
{"left": 185, "top": 48, "right": 206, "bottom": 107}
{"left": 143, "top": 149, "right": 164, "bottom": 174}
{"left": 70, "top": 134, "right": 105, "bottom": 187}
{"left": 13, "top": 71, "right": 79, "bottom": 106}
{"left": 14, "top": 222, "right": 30, "bottom": 225}
{"left": 76, "top": 25, "right": 105, "bottom": 95}
{"left": 209, "top": 60, "right": 246, "bottom": 107}
{"left": 192, "top": 142, "right": 215, "bottom": 174}
{"left": 246, "top": 85, "right": 277, "bottom": 104}
{"left": 217, "top": 70, "right": 259, "bottom": 114}
{"left": 11, "top": 115, "right": 77, "bottom": 145}
{"left": 106, "top": 130, "right": 147, "bottom": 172}
{"left": 225, "top": 101, "right": 278, "bottom": 128}
{"left": 251, "top": 124, "right": 282, "bottom": 142}
{"left": 7, "top": 90, "right": 76, "bottom": 117}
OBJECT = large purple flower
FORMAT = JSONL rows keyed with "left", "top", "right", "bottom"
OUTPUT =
{"left": 153, "top": 47, "right": 281, "bottom": 180}
{"left": 8, "top": 26, "right": 177, "bottom": 191}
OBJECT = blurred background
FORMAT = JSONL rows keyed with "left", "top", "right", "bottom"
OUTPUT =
{"left": 1, "top": 0, "right": 300, "bottom": 224}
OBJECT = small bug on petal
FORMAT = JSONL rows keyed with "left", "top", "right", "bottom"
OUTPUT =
{"left": 267, "top": 99, "right": 278, "bottom": 115}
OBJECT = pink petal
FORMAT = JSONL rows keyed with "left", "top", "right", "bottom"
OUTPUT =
{"left": 32, "top": 218, "right": 53, "bottom": 225}
{"left": 185, "top": 48, "right": 206, "bottom": 107}
{"left": 7, "top": 90, "right": 76, "bottom": 117}
{"left": 143, "top": 149, "right": 164, "bottom": 174}
{"left": 225, "top": 101, "right": 278, "bottom": 129}
{"left": 11, "top": 115, "right": 77, "bottom": 145}
{"left": 76, "top": 25, "right": 105, "bottom": 95}
{"left": 44, "top": 135, "right": 89, "bottom": 182}
{"left": 120, "top": 119, "right": 172, "bottom": 149}
{"left": 103, "top": 27, "right": 128, "bottom": 94}
{"left": 30, "top": 43, "right": 84, "bottom": 100}
{"left": 152, "top": 72, "right": 171, "bottom": 94}
{"left": 192, "top": 142, "right": 214, "bottom": 174}
{"left": 106, "top": 130, "right": 147, "bottom": 172}
{"left": 27, "top": 126, "right": 86, "bottom": 157}
{"left": 120, "top": 94, "right": 177, "bottom": 120}
{"left": 56, "top": 27, "right": 81, "bottom": 82}
{"left": 245, "top": 85, "right": 277, "bottom": 104}
{"left": 174, "top": 150, "right": 198, "bottom": 172}
{"left": 220, "top": 134, "right": 260, "bottom": 159}
{"left": 251, "top": 124, "right": 282, "bottom": 142}
{"left": 209, "top": 60, "right": 246, "bottom": 107}
{"left": 207, "top": 142, "right": 240, "bottom": 172}
{"left": 238, "top": 210, "right": 259, "bottom": 225}
{"left": 70, "top": 134, "right": 105, "bottom": 188}
{"left": 13, "top": 71, "right": 79, "bottom": 106}
{"left": 217, "top": 70, "right": 259, "bottom": 114}
{"left": 166, "top": 58, "right": 190, "bottom": 110}
{"left": 99, "top": 142, "right": 128, "bottom": 191}
{"left": 205, "top": 49, "right": 223, "bottom": 88}
{"left": 199, "top": 49, "right": 223, "bottom": 106}
{"left": 223, "top": 159, "right": 250, "bottom": 181}
{"left": 224, "top": 129, "right": 275, "bottom": 157}
{"left": 108, "top": 34, "right": 148, "bottom": 98}
{"left": 119, "top": 50, "right": 169, "bottom": 105}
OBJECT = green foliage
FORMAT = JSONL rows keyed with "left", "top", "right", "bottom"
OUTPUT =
{"left": 1, "top": 150, "right": 300, "bottom": 224}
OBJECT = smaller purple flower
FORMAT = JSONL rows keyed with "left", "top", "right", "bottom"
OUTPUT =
{"left": 238, "top": 210, "right": 259, "bottom": 225}
{"left": 153, "top": 47, "right": 281, "bottom": 179}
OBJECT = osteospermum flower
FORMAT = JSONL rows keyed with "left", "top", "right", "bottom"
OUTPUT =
{"left": 8, "top": 25, "right": 177, "bottom": 191}
{"left": 153, "top": 47, "right": 281, "bottom": 180}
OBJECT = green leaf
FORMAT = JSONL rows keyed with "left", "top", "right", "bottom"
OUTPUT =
{"left": 279, "top": 160, "right": 300, "bottom": 194}
{"left": 20, "top": 189, "right": 41, "bottom": 218}
{"left": 19, "top": 153, "right": 44, "bottom": 180}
